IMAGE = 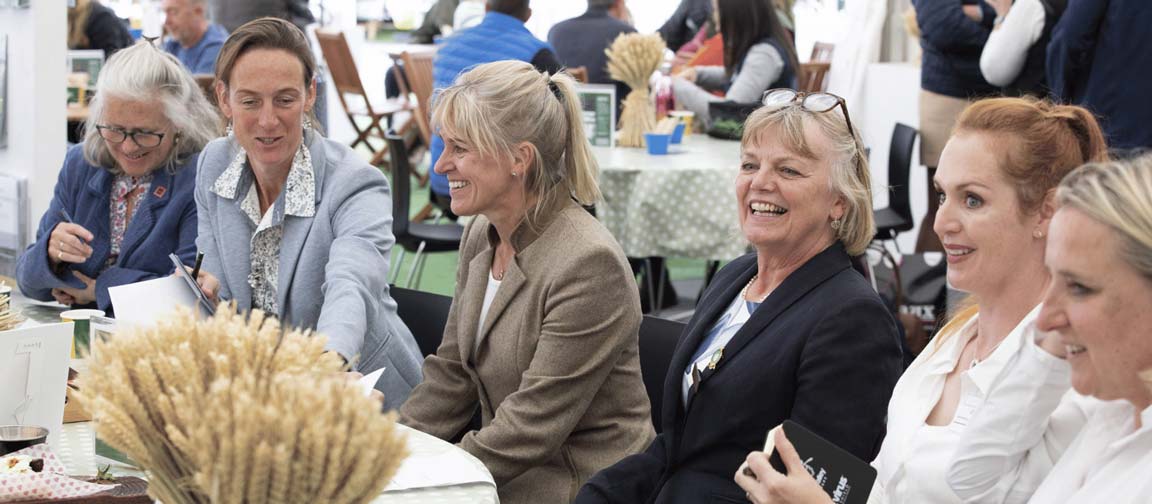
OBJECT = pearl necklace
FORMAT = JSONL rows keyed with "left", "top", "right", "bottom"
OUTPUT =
{"left": 741, "top": 274, "right": 767, "bottom": 303}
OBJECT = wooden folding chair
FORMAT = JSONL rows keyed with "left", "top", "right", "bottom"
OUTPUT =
{"left": 315, "top": 29, "right": 411, "bottom": 167}
{"left": 810, "top": 41, "right": 835, "bottom": 63}
{"left": 400, "top": 51, "right": 436, "bottom": 152}
{"left": 798, "top": 62, "right": 831, "bottom": 93}
{"left": 400, "top": 50, "right": 441, "bottom": 221}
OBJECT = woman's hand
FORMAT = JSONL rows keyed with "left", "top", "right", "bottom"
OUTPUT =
{"left": 347, "top": 371, "right": 386, "bottom": 405}
{"left": 676, "top": 66, "right": 698, "bottom": 83}
{"left": 174, "top": 267, "right": 220, "bottom": 302}
{"left": 734, "top": 428, "right": 831, "bottom": 504}
{"left": 1036, "top": 327, "right": 1067, "bottom": 359}
{"left": 53, "top": 271, "right": 97, "bottom": 306}
{"left": 49, "top": 222, "right": 94, "bottom": 266}
{"left": 51, "top": 288, "right": 76, "bottom": 306}
{"left": 961, "top": 4, "right": 983, "bottom": 22}
{"left": 987, "top": 0, "right": 1012, "bottom": 18}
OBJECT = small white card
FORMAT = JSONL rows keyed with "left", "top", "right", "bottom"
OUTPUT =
{"left": 108, "top": 276, "right": 201, "bottom": 327}
{"left": 0, "top": 323, "right": 72, "bottom": 447}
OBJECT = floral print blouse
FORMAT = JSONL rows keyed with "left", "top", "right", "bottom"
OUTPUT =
{"left": 211, "top": 143, "right": 316, "bottom": 316}
{"left": 105, "top": 173, "right": 153, "bottom": 269}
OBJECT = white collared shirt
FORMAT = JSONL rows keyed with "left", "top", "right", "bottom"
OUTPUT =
{"left": 946, "top": 324, "right": 1145, "bottom": 504}
{"left": 869, "top": 305, "right": 1042, "bottom": 504}
{"left": 211, "top": 143, "right": 315, "bottom": 315}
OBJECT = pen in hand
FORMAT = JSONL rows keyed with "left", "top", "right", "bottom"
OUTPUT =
{"left": 190, "top": 251, "right": 205, "bottom": 280}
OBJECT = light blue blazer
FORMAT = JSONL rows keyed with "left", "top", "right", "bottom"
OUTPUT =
{"left": 194, "top": 131, "right": 423, "bottom": 409}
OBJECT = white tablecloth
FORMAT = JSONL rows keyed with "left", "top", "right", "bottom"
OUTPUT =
{"left": 593, "top": 135, "right": 748, "bottom": 260}
{"left": 55, "top": 422, "right": 498, "bottom": 504}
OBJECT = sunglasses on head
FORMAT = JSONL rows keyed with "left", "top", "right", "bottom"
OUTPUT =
{"left": 760, "top": 88, "right": 857, "bottom": 143}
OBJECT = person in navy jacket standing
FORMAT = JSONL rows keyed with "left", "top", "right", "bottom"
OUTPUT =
{"left": 16, "top": 42, "right": 218, "bottom": 314}
{"left": 1047, "top": 0, "right": 1152, "bottom": 155}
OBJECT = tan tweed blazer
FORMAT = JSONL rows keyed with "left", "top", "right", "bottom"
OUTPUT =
{"left": 399, "top": 199, "right": 655, "bottom": 504}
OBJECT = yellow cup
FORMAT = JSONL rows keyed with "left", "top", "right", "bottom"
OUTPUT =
{"left": 669, "top": 110, "right": 696, "bottom": 136}
{"left": 61, "top": 309, "right": 104, "bottom": 358}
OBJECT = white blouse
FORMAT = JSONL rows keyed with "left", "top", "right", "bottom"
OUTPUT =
{"left": 947, "top": 328, "right": 1149, "bottom": 504}
{"left": 869, "top": 305, "right": 1042, "bottom": 504}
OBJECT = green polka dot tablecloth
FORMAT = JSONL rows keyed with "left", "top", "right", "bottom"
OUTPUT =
{"left": 593, "top": 135, "right": 749, "bottom": 261}
{"left": 56, "top": 422, "right": 498, "bottom": 503}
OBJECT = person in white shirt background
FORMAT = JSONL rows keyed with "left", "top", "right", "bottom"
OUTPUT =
{"left": 733, "top": 96, "right": 1109, "bottom": 504}
{"left": 978, "top": 0, "right": 1067, "bottom": 96}
{"left": 946, "top": 154, "right": 1152, "bottom": 504}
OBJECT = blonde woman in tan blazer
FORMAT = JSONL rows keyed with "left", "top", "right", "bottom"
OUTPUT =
{"left": 397, "top": 60, "right": 655, "bottom": 504}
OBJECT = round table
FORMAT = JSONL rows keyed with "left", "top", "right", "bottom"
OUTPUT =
{"left": 54, "top": 421, "right": 498, "bottom": 504}
{"left": 592, "top": 135, "right": 748, "bottom": 261}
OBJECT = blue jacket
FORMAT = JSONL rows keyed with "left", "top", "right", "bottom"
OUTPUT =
{"left": 195, "top": 132, "right": 424, "bottom": 409}
{"left": 16, "top": 145, "right": 200, "bottom": 313}
{"left": 1047, "top": 0, "right": 1152, "bottom": 150}
{"left": 577, "top": 243, "right": 903, "bottom": 503}
{"left": 914, "top": 0, "right": 997, "bottom": 98}
{"left": 428, "top": 12, "right": 556, "bottom": 196}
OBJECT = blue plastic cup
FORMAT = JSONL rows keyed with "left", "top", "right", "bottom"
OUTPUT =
{"left": 645, "top": 133, "right": 672, "bottom": 155}
{"left": 670, "top": 123, "right": 686, "bottom": 144}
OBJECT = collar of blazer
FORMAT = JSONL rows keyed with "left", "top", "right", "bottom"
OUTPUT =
{"left": 481, "top": 196, "right": 573, "bottom": 253}
{"left": 673, "top": 241, "right": 853, "bottom": 408}
{"left": 460, "top": 198, "right": 580, "bottom": 364}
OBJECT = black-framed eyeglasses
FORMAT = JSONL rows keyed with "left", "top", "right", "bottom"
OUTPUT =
{"left": 761, "top": 88, "right": 857, "bottom": 142}
{"left": 95, "top": 125, "right": 166, "bottom": 148}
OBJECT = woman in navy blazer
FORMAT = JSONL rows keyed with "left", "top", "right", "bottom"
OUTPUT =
{"left": 16, "top": 42, "right": 218, "bottom": 313}
{"left": 577, "top": 90, "right": 904, "bottom": 503}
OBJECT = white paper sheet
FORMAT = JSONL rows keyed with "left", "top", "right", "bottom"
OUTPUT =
{"left": 0, "top": 323, "right": 72, "bottom": 447}
{"left": 358, "top": 368, "right": 385, "bottom": 397}
{"left": 384, "top": 450, "right": 495, "bottom": 492}
{"left": 108, "top": 276, "right": 200, "bottom": 327}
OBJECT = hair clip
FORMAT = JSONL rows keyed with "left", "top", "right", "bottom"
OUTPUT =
{"left": 547, "top": 79, "right": 563, "bottom": 101}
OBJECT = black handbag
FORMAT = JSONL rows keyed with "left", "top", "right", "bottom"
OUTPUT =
{"left": 706, "top": 101, "right": 763, "bottom": 140}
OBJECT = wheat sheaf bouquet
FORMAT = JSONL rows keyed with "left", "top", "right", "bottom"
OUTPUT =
{"left": 606, "top": 32, "right": 666, "bottom": 147}
{"left": 76, "top": 306, "right": 408, "bottom": 504}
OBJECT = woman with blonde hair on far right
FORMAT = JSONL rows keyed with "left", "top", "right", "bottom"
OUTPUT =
{"left": 945, "top": 155, "right": 1152, "bottom": 504}
{"left": 734, "top": 97, "right": 1108, "bottom": 504}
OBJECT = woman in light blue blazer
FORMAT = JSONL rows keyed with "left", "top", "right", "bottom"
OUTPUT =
{"left": 192, "top": 18, "right": 422, "bottom": 408}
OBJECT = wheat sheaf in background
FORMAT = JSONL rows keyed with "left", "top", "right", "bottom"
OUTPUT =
{"left": 606, "top": 33, "right": 665, "bottom": 148}
{"left": 77, "top": 305, "right": 408, "bottom": 504}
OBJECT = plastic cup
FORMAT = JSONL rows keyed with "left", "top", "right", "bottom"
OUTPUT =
{"left": 671, "top": 123, "right": 686, "bottom": 144}
{"left": 645, "top": 133, "right": 673, "bottom": 155}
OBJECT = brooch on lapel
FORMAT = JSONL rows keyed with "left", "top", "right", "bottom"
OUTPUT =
{"left": 153, "top": 186, "right": 167, "bottom": 198}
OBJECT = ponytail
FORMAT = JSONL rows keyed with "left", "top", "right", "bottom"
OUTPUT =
{"left": 548, "top": 71, "right": 601, "bottom": 206}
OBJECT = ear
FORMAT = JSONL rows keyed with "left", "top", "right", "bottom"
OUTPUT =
{"left": 511, "top": 141, "right": 535, "bottom": 177}
{"left": 1035, "top": 189, "right": 1058, "bottom": 236}
{"left": 305, "top": 76, "right": 317, "bottom": 113}
{"left": 830, "top": 193, "right": 846, "bottom": 222}
{"left": 215, "top": 80, "right": 232, "bottom": 119}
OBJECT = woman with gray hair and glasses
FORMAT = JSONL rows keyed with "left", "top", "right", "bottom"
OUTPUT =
{"left": 16, "top": 41, "right": 217, "bottom": 313}
{"left": 578, "top": 89, "right": 903, "bottom": 504}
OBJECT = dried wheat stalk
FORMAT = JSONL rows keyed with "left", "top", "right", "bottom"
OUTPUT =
{"left": 77, "top": 306, "right": 408, "bottom": 504}
{"left": 606, "top": 33, "right": 666, "bottom": 147}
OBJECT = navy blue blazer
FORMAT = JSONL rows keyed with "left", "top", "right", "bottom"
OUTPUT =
{"left": 1046, "top": 0, "right": 1152, "bottom": 150}
{"left": 16, "top": 145, "right": 200, "bottom": 313}
{"left": 577, "top": 243, "right": 904, "bottom": 503}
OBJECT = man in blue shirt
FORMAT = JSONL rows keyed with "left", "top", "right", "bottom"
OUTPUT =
{"left": 162, "top": 0, "right": 227, "bottom": 74}
{"left": 427, "top": 0, "right": 562, "bottom": 210}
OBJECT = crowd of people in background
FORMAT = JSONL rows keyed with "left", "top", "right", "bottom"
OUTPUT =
{"left": 15, "top": 0, "right": 1152, "bottom": 502}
